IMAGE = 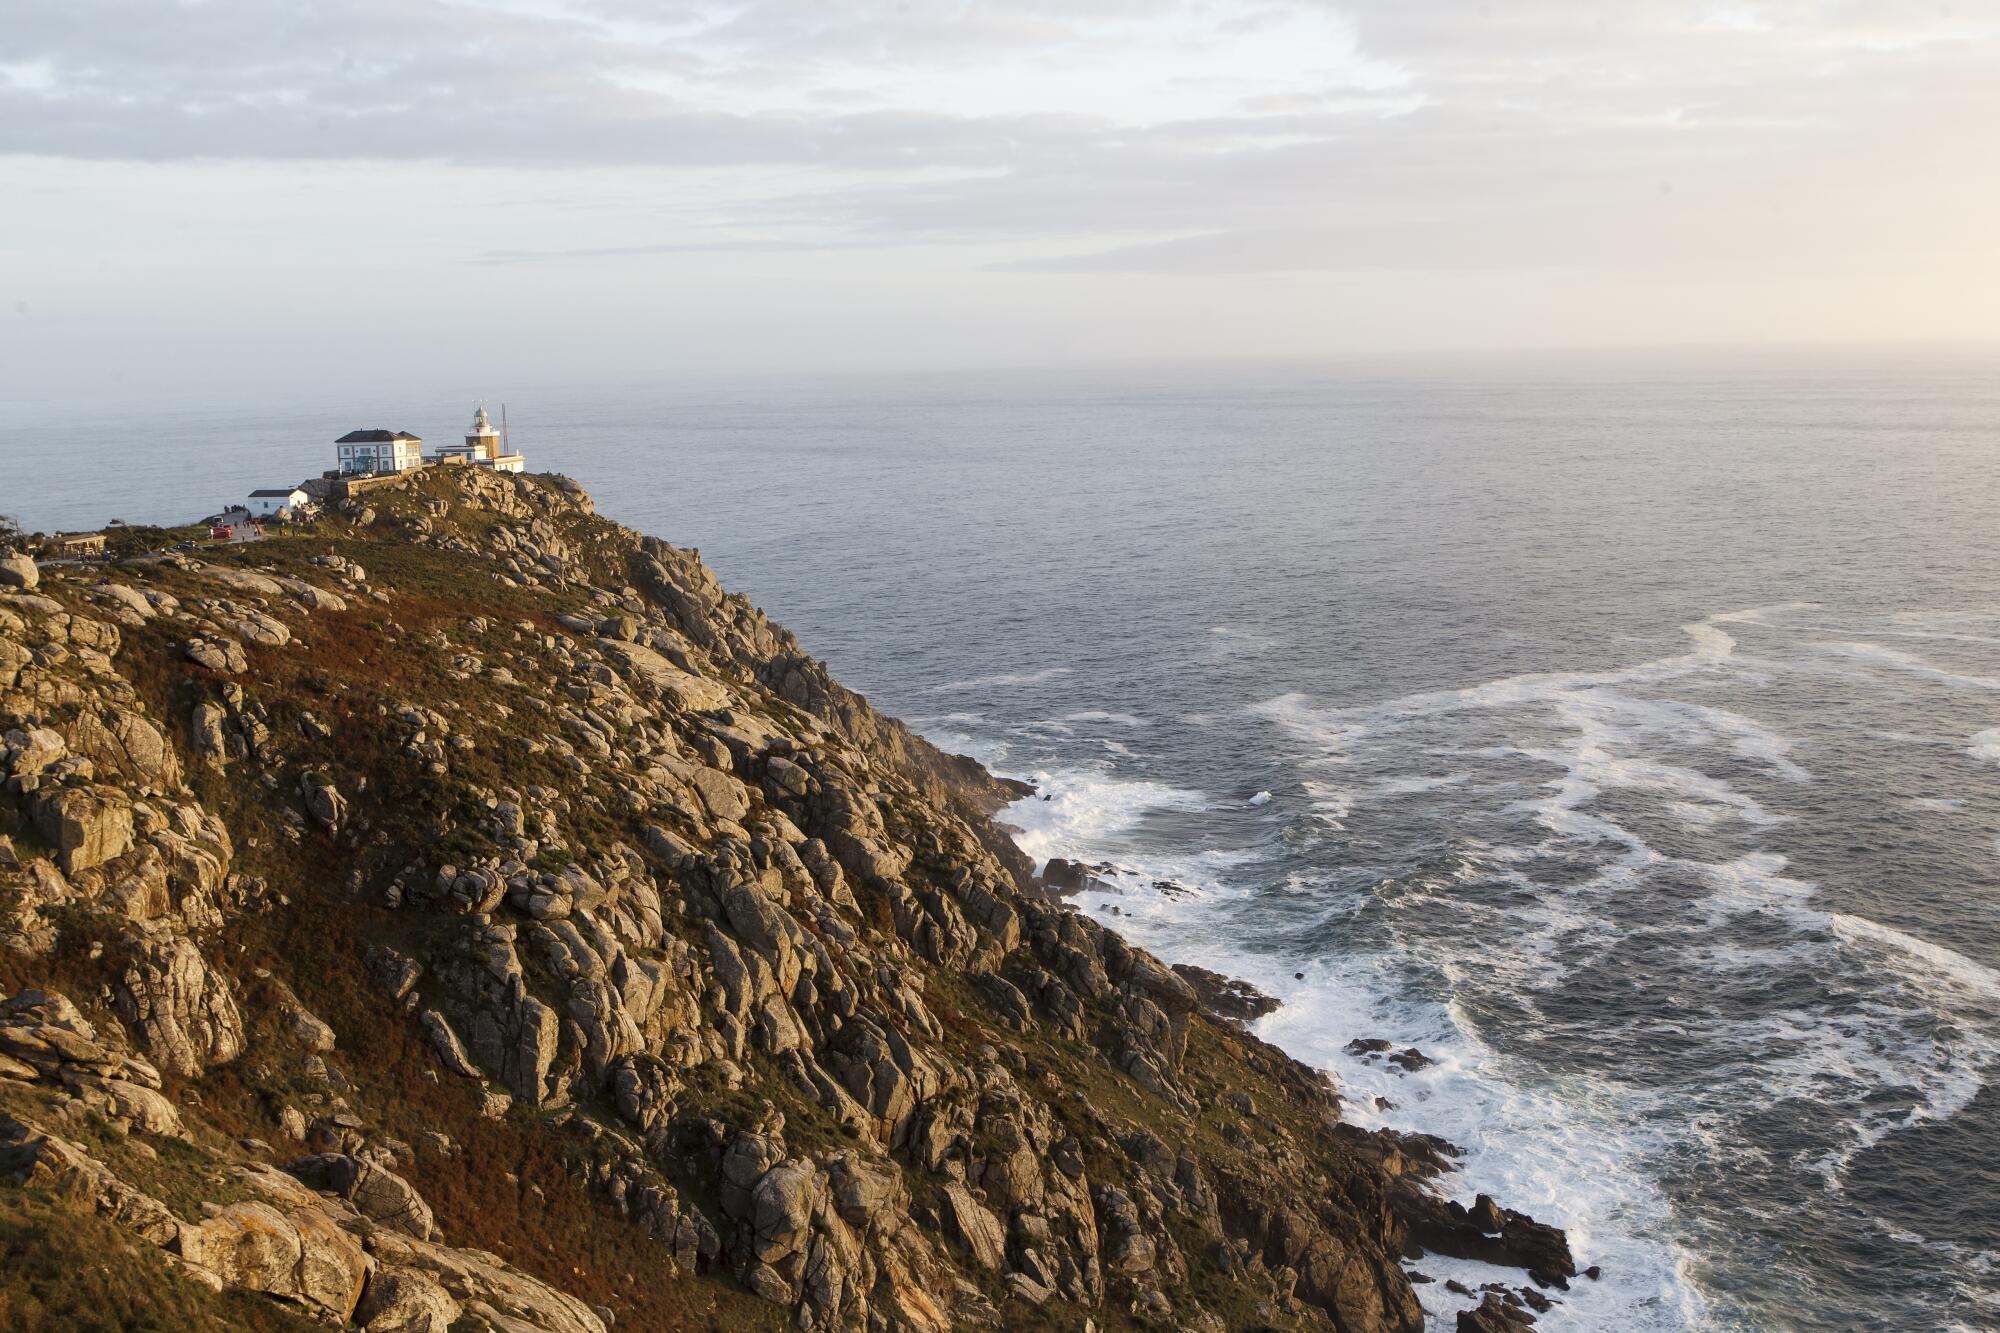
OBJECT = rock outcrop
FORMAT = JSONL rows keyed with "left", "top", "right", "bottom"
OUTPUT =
{"left": 0, "top": 466, "right": 1573, "bottom": 1330}
{"left": 0, "top": 552, "right": 37, "bottom": 591}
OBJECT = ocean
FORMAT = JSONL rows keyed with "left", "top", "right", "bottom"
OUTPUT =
{"left": 8, "top": 352, "right": 2000, "bottom": 1330}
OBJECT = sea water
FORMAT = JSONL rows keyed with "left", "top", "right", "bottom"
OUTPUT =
{"left": 8, "top": 351, "right": 2000, "bottom": 1330}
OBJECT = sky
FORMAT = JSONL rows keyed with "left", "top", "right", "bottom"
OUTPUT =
{"left": 4, "top": 1, "right": 1999, "bottom": 401}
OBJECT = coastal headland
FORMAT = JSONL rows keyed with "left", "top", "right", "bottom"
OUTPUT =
{"left": 0, "top": 466, "right": 1575, "bottom": 1331}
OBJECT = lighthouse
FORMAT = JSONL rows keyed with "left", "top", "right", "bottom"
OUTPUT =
{"left": 465, "top": 404, "right": 501, "bottom": 462}
{"left": 430, "top": 404, "right": 526, "bottom": 472}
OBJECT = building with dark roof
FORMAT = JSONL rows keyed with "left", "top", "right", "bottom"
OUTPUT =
{"left": 335, "top": 429, "right": 423, "bottom": 475}
{"left": 247, "top": 487, "right": 311, "bottom": 518}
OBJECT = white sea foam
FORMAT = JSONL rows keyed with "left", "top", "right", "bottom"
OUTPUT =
{"left": 1872, "top": 729, "right": 1948, "bottom": 745}
{"left": 1205, "top": 625, "right": 1276, "bottom": 645}
{"left": 996, "top": 766, "right": 1209, "bottom": 865}
{"left": 1301, "top": 780, "right": 1354, "bottom": 823}
{"left": 1257, "top": 951, "right": 1705, "bottom": 1332}
{"left": 1297, "top": 774, "right": 1471, "bottom": 828}
{"left": 1787, "top": 1018, "right": 1992, "bottom": 1191}
{"left": 1680, "top": 620, "right": 1737, "bottom": 659}
{"left": 915, "top": 709, "right": 1148, "bottom": 771}
{"left": 1697, "top": 853, "right": 1815, "bottom": 925}
{"left": 1368, "top": 773, "right": 1472, "bottom": 797}
{"left": 911, "top": 727, "right": 1009, "bottom": 770}
{"left": 1819, "top": 642, "right": 2000, "bottom": 691}
{"left": 928, "top": 665, "right": 1075, "bottom": 691}
{"left": 1969, "top": 729, "right": 2000, "bottom": 766}
{"left": 1062, "top": 710, "right": 1149, "bottom": 727}
{"left": 1254, "top": 637, "right": 1804, "bottom": 915}
{"left": 1680, "top": 857, "right": 2000, "bottom": 1188}
{"left": 1533, "top": 732, "right": 1786, "bottom": 830}
{"left": 1870, "top": 1218, "right": 2000, "bottom": 1326}
{"left": 1716, "top": 605, "right": 2000, "bottom": 649}
{"left": 1502, "top": 760, "right": 1655, "bottom": 864}
{"left": 906, "top": 710, "right": 986, "bottom": 727}
{"left": 1252, "top": 615, "right": 1805, "bottom": 797}
{"left": 1829, "top": 913, "right": 2000, "bottom": 1006}
{"left": 1708, "top": 602, "right": 1821, "bottom": 627}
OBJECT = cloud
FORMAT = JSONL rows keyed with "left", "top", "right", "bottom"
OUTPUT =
{"left": 992, "top": 224, "right": 1575, "bottom": 275}
{"left": 473, "top": 234, "right": 897, "bottom": 263}
{"left": 0, "top": 1, "right": 1388, "bottom": 165}
{"left": 4, "top": 1, "right": 1998, "bottom": 283}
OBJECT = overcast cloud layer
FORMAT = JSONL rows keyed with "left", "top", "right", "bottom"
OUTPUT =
{"left": 4, "top": 2, "right": 1998, "bottom": 396}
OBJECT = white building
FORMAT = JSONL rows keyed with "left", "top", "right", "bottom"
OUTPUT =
{"left": 335, "top": 429, "right": 424, "bottom": 475}
{"left": 246, "top": 487, "right": 310, "bottom": 518}
{"left": 431, "top": 405, "right": 525, "bottom": 473}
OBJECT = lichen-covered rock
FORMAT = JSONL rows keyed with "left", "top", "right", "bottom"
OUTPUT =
{"left": 31, "top": 786, "right": 133, "bottom": 874}
{"left": 184, "top": 634, "right": 249, "bottom": 674}
{"left": 65, "top": 707, "right": 180, "bottom": 789}
{"left": 596, "top": 637, "right": 730, "bottom": 711}
{"left": 282, "top": 1002, "right": 337, "bottom": 1053}
{"left": 89, "top": 582, "right": 156, "bottom": 623}
{"left": 300, "top": 771, "right": 347, "bottom": 831}
{"left": 231, "top": 609, "right": 292, "bottom": 648}
{"left": 357, "top": 1268, "right": 460, "bottom": 1333}
{"left": 0, "top": 1114, "right": 180, "bottom": 1245}
{"left": 4, "top": 726, "right": 67, "bottom": 779}
{"left": 190, "top": 700, "right": 232, "bottom": 767}
{"left": 114, "top": 933, "right": 245, "bottom": 1078}
{"left": 749, "top": 1161, "right": 822, "bottom": 1267}
{"left": 942, "top": 1181, "right": 1008, "bottom": 1271}
{"left": 690, "top": 766, "right": 751, "bottom": 823}
{"left": 420, "top": 1009, "right": 481, "bottom": 1078}
{"left": 0, "top": 552, "right": 38, "bottom": 590}
{"left": 286, "top": 1152, "right": 437, "bottom": 1240}
{"left": 826, "top": 1152, "right": 907, "bottom": 1235}
{"left": 369, "top": 1230, "right": 608, "bottom": 1333}
{"left": 174, "top": 1198, "right": 369, "bottom": 1321}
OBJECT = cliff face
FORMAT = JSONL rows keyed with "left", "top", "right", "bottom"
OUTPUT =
{"left": 0, "top": 468, "right": 1568, "bottom": 1332}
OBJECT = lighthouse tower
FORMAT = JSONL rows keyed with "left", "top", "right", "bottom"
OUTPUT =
{"left": 465, "top": 404, "right": 501, "bottom": 462}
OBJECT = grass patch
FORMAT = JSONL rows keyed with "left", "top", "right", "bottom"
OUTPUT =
{"left": 0, "top": 1188, "right": 320, "bottom": 1333}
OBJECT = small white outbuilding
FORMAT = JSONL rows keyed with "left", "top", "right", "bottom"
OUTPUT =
{"left": 247, "top": 487, "right": 310, "bottom": 518}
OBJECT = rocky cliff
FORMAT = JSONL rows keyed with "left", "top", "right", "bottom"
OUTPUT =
{"left": 0, "top": 467, "right": 1573, "bottom": 1332}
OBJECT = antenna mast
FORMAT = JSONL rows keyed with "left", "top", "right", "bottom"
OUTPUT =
{"left": 502, "top": 403, "right": 509, "bottom": 453}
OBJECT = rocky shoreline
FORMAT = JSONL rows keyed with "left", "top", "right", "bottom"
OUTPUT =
{"left": 0, "top": 467, "right": 1580, "bottom": 1331}
{"left": 1035, "top": 866, "right": 1586, "bottom": 1332}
